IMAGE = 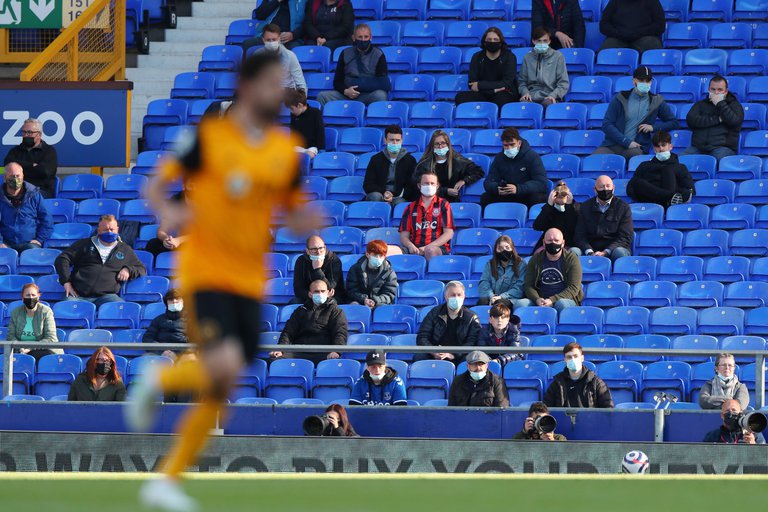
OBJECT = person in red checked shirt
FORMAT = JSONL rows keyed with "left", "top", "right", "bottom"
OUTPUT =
{"left": 396, "top": 170, "right": 455, "bottom": 261}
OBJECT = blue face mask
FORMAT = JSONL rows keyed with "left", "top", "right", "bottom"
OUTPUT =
{"left": 434, "top": 147, "right": 449, "bottom": 158}
{"left": 534, "top": 43, "right": 549, "bottom": 53}
{"left": 309, "top": 254, "right": 324, "bottom": 262}
{"left": 386, "top": 143, "right": 402, "bottom": 154}
{"left": 717, "top": 372, "right": 730, "bottom": 383}
{"left": 504, "top": 147, "right": 519, "bottom": 159}
{"left": 368, "top": 256, "right": 384, "bottom": 269}
{"left": 469, "top": 370, "right": 487, "bottom": 381}
{"left": 566, "top": 358, "right": 583, "bottom": 373}
{"left": 98, "top": 232, "right": 118, "bottom": 244}
{"left": 656, "top": 151, "right": 671, "bottom": 161}
{"left": 447, "top": 296, "right": 463, "bottom": 310}
{"left": 312, "top": 293, "right": 328, "bottom": 305}
{"left": 636, "top": 82, "right": 651, "bottom": 95}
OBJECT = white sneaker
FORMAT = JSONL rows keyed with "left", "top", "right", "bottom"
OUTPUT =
{"left": 140, "top": 477, "right": 199, "bottom": 512}
{"left": 126, "top": 364, "right": 161, "bottom": 432}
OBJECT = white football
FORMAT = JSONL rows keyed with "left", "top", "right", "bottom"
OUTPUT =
{"left": 621, "top": 450, "right": 650, "bottom": 474}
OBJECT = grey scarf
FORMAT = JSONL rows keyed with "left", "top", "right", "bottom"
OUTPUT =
{"left": 710, "top": 374, "right": 739, "bottom": 399}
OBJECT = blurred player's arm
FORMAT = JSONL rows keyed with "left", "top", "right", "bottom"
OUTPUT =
{"left": 146, "top": 135, "right": 199, "bottom": 234}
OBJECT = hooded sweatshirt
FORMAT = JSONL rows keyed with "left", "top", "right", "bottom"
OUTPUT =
{"left": 483, "top": 140, "right": 549, "bottom": 196}
{"left": 518, "top": 47, "right": 570, "bottom": 101}
{"left": 350, "top": 367, "right": 408, "bottom": 405}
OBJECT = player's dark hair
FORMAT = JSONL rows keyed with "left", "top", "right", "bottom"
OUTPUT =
{"left": 384, "top": 125, "right": 403, "bottom": 137}
{"left": 563, "top": 342, "right": 583, "bottom": 356}
{"left": 652, "top": 131, "right": 672, "bottom": 147}
{"left": 528, "top": 401, "right": 550, "bottom": 416}
{"left": 240, "top": 52, "right": 283, "bottom": 82}
{"left": 262, "top": 23, "right": 281, "bottom": 35}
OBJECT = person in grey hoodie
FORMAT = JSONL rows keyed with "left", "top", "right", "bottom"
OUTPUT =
{"left": 518, "top": 27, "right": 570, "bottom": 108}
{"left": 256, "top": 24, "right": 307, "bottom": 92}
{"left": 481, "top": 127, "right": 550, "bottom": 208}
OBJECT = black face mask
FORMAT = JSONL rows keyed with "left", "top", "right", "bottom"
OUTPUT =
{"left": 355, "top": 40, "right": 371, "bottom": 52}
{"left": 484, "top": 41, "right": 501, "bottom": 53}
{"left": 23, "top": 297, "right": 38, "bottom": 309}
{"left": 597, "top": 189, "right": 614, "bottom": 201}
{"left": 498, "top": 250, "right": 513, "bottom": 262}
{"left": 545, "top": 243, "right": 562, "bottom": 255}
{"left": 22, "top": 137, "right": 36, "bottom": 148}
{"left": 95, "top": 362, "right": 112, "bottom": 376}
{"left": 723, "top": 412, "right": 742, "bottom": 432}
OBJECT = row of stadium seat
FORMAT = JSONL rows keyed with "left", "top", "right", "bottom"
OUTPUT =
{"left": 0, "top": 274, "right": 169, "bottom": 306}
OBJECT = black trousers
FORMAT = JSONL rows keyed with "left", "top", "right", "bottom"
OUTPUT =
{"left": 480, "top": 191, "right": 549, "bottom": 208}
{"left": 455, "top": 90, "right": 518, "bottom": 109}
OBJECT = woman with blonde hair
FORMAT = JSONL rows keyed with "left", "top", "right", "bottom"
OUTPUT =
{"left": 532, "top": 180, "right": 579, "bottom": 252}
{"left": 7, "top": 283, "right": 60, "bottom": 360}
{"left": 413, "top": 130, "right": 484, "bottom": 203}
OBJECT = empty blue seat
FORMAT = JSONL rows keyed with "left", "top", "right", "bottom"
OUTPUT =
{"left": 304, "top": 73, "right": 334, "bottom": 99}
{"left": 622, "top": 334, "right": 671, "bottom": 363}
{"left": 630, "top": 281, "right": 678, "bottom": 308}
{"left": 16, "top": 249, "right": 59, "bottom": 275}
{"left": 95, "top": 301, "right": 141, "bottom": 330}
{"left": 402, "top": 21, "right": 445, "bottom": 46}
{"left": 736, "top": 180, "right": 768, "bottom": 204}
{"left": 435, "top": 74, "right": 467, "bottom": 101}
{"left": 635, "top": 229, "right": 684, "bottom": 256}
{"left": 53, "top": 301, "right": 96, "bottom": 330}
{"left": 265, "top": 359, "right": 315, "bottom": 402}
{"left": 384, "top": 0, "right": 426, "bottom": 19}
{"left": 665, "top": 23, "right": 709, "bottom": 49}
{"left": 59, "top": 174, "right": 103, "bottom": 200}
{"left": 519, "top": 129, "right": 560, "bottom": 154}
{"left": 659, "top": 76, "right": 701, "bottom": 103}
{"left": 365, "top": 227, "right": 401, "bottom": 246}
{"left": 642, "top": 361, "right": 691, "bottom": 403}
{"left": 452, "top": 228, "right": 499, "bottom": 255}
{"left": 612, "top": 255, "right": 657, "bottom": 282}
{"left": 65, "top": 329, "right": 113, "bottom": 357}
{"left": 409, "top": 101, "right": 454, "bottom": 128}
{"left": 698, "top": 307, "right": 745, "bottom": 336}
{"left": 226, "top": 19, "right": 258, "bottom": 45}
{"left": 515, "top": 306, "right": 557, "bottom": 335}
{"left": 345, "top": 202, "right": 390, "bottom": 229}
{"left": 367, "top": 20, "right": 402, "bottom": 45}
{"left": 741, "top": 131, "right": 768, "bottom": 157}
{"left": 664, "top": 204, "right": 709, "bottom": 231}
{"left": 709, "top": 23, "right": 753, "bottom": 49}
{"left": 389, "top": 333, "right": 417, "bottom": 362}
{"left": 387, "top": 254, "right": 426, "bottom": 280}
{"left": 682, "top": 49, "right": 728, "bottom": 75}
{"left": 580, "top": 255, "right": 612, "bottom": 282}
{"left": 541, "top": 153, "right": 580, "bottom": 180}
{"left": 124, "top": 276, "right": 170, "bottom": 303}
{"left": 73, "top": 198, "right": 121, "bottom": 225}
{"left": 721, "top": 335, "right": 766, "bottom": 363}
{"left": 470, "top": 0, "right": 510, "bottom": 19}
{"left": 35, "top": 353, "right": 83, "bottom": 399}
{"left": 629, "top": 203, "right": 665, "bottom": 230}
{"left": 312, "top": 359, "right": 361, "bottom": 403}
{"left": 724, "top": 281, "right": 768, "bottom": 308}
{"left": 454, "top": 102, "right": 498, "bottom": 129}
{"left": 503, "top": 360, "right": 548, "bottom": 405}
{"left": 567, "top": 76, "right": 612, "bottom": 103}
{"left": 265, "top": 278, "right": 295, "bottom": 306}
{"left": 312, "top": 152, "right": 355, "bottom": 178}
{"left": 682, "top": 229, "right": 729, "bottom": 257}
{"left": 451, "top": 202, "right": 482, "bottom": 228}
{"left": 746, "top": 77, "right": 768, "bottom": 103}
{"left": 323, "top": 101, "right": 365, "bottom": 127}
{"left": 594, "top": 49, "right": 639, "bottom": 75}
{"left": 338, "top": 128, "right": 382, "bottom": 153}
{"left": 584, "top": 281, "right": 630, "bottom": 307}
{"left": 293, "top": 46, "right": 331, "bottom": 72}
{"left": 641, "top": 49, "right": 683, "bottom": 75}
{"left": 586, "top": 103, "right": 608, "bottom": 129}
{"left": 649, "top": 306, "right": 698, "bottom": 335}
{"left": 139, "top": 302, "right": 167, "bottom": 329}
{"left": 728, "top": 49, "right": 768, "bottom": 75}
{"left": 209, "top": 73, "right": 236, "bottom": 100}
{"left": 427, "top": 0, "right": 471, "bottom": 19}
{"left": 131, "top": 150, "right": 169, "bottom": 176}
{"left": 301, "top": 176, "right": 328, "bottom": 202}
{"left": 741, "top": 104, "right": 767, "bottom": 131}
{"left": 371, "top": 304, "right": 417, "bottom": 334}
{"left": 729, "top": 229, "right": 768, "bottom": 257}
{"left": 43, "top": 199, "right": 76, "bottom": 224}
{"left": 426, "top": 255, "right": 472, "bottom": 281}
{"left": 561, "top": 130, "right": 605, "bottom": 156}
{"left": 702, "top": 256, "right": 750, "bottom": 283}
{"left": 693, "top": 179, "right": 736, "bottom": 205}
{"left": 417, "top": 46, "right": 463, "bottom": 75}
{"left": 407, "top": 360, "right": 455, "bottom": 404}
{"left": 470, "top": 129, "right": 502, "bottom": 154}
{"left": 103, "top": 174, "right": 148, "bottom": 201}
{"left": 710, "top": 204, "right": 756, "bottom": 230}
{"left": 399, "top": 280, "right": 445, "bottom": 307}
{"left": 561, "top": 48, "right": 595, "bottom": 76}
{"left": 543, "top": 102, "right": 588, "bottom": 130}
{"left": 598, "top": 360, "right": 644, "bottom": 403}
{"left": 36, "top": 274, "right": 65, "bottom": 302}
{"left": 170, "top": 72, "right": 215, "bottom": 99}
{"left": 499, "top": 102, "right": 543, "bottom": 129}
{"left": 481, "top": 203, "right": 527, "bottom": 230}
{"left": 556, "top": 306, "right": 603, "bottom": 335}
{"left": 745, "top": 307, "right": 768, "bottom": 336}
{"left": 0, "top": 247, "right": 17, "bottom": 275}
{"left": 199, "top": 44, "right": 242, "bottom": 72}
{"left": 326, "top": 177, "right": 365, "bottom": 203}
{"left": 365, "top": 101, "right": 409, "bottom": 128}
{"left": 677, "top": 281, "right": 724, "bottom": 308}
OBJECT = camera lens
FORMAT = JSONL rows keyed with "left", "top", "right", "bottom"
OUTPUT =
{"left": 535, "top": 415, "right": 557, "bottom": 434}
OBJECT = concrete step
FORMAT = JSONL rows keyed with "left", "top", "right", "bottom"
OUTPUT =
{"left": 137, "top": 54, "right": 201, "bottom": 71}
{"left": 177, "top": 16, "right": 241, "bottom": 31}
{"left": 127, "top": 67, "right": 193, "bottom": 80}
{"left": 164, "top": 29, "right": 227, "bottom": 44}
{"left": 142, "top": 41, "right": 208, "bottom": 56}
{"left": 192, "top": 1, "right": 255, "bottom": 18}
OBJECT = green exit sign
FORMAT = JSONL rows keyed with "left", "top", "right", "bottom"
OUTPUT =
{"left": 0, "top": 0, "right": 67, "bottom": 29}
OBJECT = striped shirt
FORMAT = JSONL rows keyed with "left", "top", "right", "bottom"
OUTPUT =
{"left": 398, "top": 195, "right": 454, "bottom": 252}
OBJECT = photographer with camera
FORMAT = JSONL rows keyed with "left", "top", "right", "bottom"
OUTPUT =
{"left": 448, "top": 350, "right": 510, "bottom": 407}
{"left": 303, "top": 404, "right": 359, "bottom": 437}
{"left": 349, "top": 350, "right": 408, "bottom": 406}
{"left": 512, "top": 402, "right": 567, "bottom": 441}
{"left": 702, "top": 399, "right": 766, "bottom": 444}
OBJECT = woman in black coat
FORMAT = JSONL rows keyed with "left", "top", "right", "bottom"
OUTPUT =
{"left": 142, "top": 289, "right": 188, "bottom": 358}
{"left": 346, "top": 240, "right": 398, "bottom": 309}
{"left": 456, "top": 26, "right": 519, "bottom": 108}
{"left": 413, "top": 130, "right": 485, "bottom": 203}
{"left": 531, "top": 0, "right": 586, "bottom": 50}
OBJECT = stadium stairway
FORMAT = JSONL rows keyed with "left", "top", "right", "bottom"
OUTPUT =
{"left": 126, "top": 0, "right": 254, "bottom": 151}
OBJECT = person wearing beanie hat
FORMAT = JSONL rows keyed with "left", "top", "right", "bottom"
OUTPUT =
{"left": 448, "top": 350, "right": 510, "bottom": 407}
{"left": 349, "top": 350, "right": 408, "bottom": 406}
{"left": 594, "top": 66, "right": 678, "bottom": 160}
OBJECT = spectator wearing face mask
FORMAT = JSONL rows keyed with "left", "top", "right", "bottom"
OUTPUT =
{"left": 627, "top": 131, "right": 696, "bottom": 207}
{"left": 3, "top": 118, "right": 58, "bottom": 199}
{"left": 363, "top": 125, "right": 418, "bottom": 205}
{"left": 272, "top": 278, "right": 348, "bottom": 364}
{"left": 478, "top": 235, "right": 526, "bottom": 308}
{"left": 293, "top": 234, "right": 345, "bottom": 304}
{"left": 301, "top": 0, "right": 354, "bottom": 51}
{"left": 54, "top": 214, "right": 147, "bottom": 307}
{"left": 532, "top": 181, "right": 579, "bottom": 252}
{"left": 682, "top": 75, "right": 744, "bottom": 162}
{"left": 143, "top": 289, "right": 189, "bottom": 359}
{"left": 254, "top": 24, "right": 307, "bottom": 92}
{"left": 0, "top": 162, "right": 53, "bottom": 253}
{"left": 346, "top": 240, "right": 398, "bottom": 309}
{"left": 416, "top": 281, "right": 482, "bottom": 362}
{"left": 7, "top": 283, "right": 61, "bottom": 360}
{"left": 572, "top": 175, "right": 633, "bottom": 262}
{"left": 478, "top": 303, "right": 524, "bottom": 366}
{"left": 68, "top": 346, "right": 126, "bottom": 401}
{"left": 455, "top": 26, "right": 519, "bottom": 108}
{"left": 396, "top": 170, "right": 455, "bottom": 261}
{"left": 412, "top": 130, "right": 484, "bottom": 203}
{"left": 253, "top": 0, "right": 306, "bottom": 49}
{"left": 544, "top": 342, "right": 613, "bottom": 408}
{"left": 518, "top": 27, "right": 570, "bottom": 108}
{"left": 703, "top": 399, "right": 765, "bottom": 444}
{"left": 448, "top": 350, "right": 510, "bottom": 407}
{"left": 698, "top": 354, "right": 750, "bottom": 411}
{"left": 350, "top": 350, "right": 408, "bottom": 406}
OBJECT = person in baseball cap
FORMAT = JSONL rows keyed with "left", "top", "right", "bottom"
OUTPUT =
{"left": 349, "top": 350, "right": 408, "bottom": 406}
{"left": 593, "top": 64, "right": 678, "bottom": 161}
{"left": 447, "top": 350, "right": 510, "bottom": 407}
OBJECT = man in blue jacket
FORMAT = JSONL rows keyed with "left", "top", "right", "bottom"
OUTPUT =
{"left": 350, "top": 350, "right": 407, "bottom": 406}
{"left": 0, "top": 162, "right": 53, "bottom": 253}
{"left": 481, "top": 127, "right": 549, "bottom": 209}
{"left": 594, "top": 66, "right": 678, "bottom": 161}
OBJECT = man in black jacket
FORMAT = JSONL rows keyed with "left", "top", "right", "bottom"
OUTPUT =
{"left": 682, "top": 76, "right": 745, "bottom": 161}
{"left": 481, "top": 127, "right": 549, "bottom": 208}
{"left": 598, "top": 0, "right": 665, "bottom": 54}
{"left": 448, "top": 350, "right": 510, "bottom": 407}
{"left": 272, "top": 278, "right": 348, "bottom": 364}
{"left": 531, "top": 0, "right": 586, "bottom": 50}
{"left": 54, "top": 215, "right": 146, "bottom": 307}
{"left": 293, "top": 234, "right": 345, "bottom": 303}
{"left": 363, "top": 125, "right": 417, "bottom": 205}
{"left": 572, "top": 175, "right": 634, "bottom": 262}
{"left": 302, "top": 0, "right": 354, "bottom": 51}
{"left": 346, "top": 240, "right": 398, "bottom": 308}
{"left": 544, "top": 342, "right": 614, "bottom": 408}
{"left": 143, "top": 289, "right": 188, "bottom": 358}
{"left": 455, "top": 27, "right": 519, "bottom": 108}
{"left": 317, "top": 24, "right": 389, "bottom": 106}
{"left": 628, "top": 131, "right": 695, "bottom": 207}
{"left": 3, "top": 118, "right": 58, "bottom": 199}
{"left": 702, "top": 399, "right": 766, "bottom": 444}
{"left": 416, "top": 281, "right": 482, "bottom": 362}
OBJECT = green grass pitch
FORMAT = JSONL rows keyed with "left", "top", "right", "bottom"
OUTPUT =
{"left": 1, "top": 474, "right": 767, "bottom": 512}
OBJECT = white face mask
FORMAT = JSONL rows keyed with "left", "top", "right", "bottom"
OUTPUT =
{"left": 309, "top": 254, "right": 324, "bottom": 262}
{"left": 469, "top": 370, "right": 487, "bottom": 381}
{"left": 566, "top": 358, "right": 583, "bottom": 373}
{"left": 369, "top": 373, "right": 384, "bottom": 383}
{"left": 434, "top": 147, "right": 449, "bottom": 158}
{"left": 312, "top": 293, "right": 328, "bottom": 305}
{"left": 421, "top": 184, "right": 437, "bottom": 197}
{"left": 447, "top": 296, "right": 464, "bottom": 310}
{"left": 264, "top": 41, "right": 280, "bottom": 52}
{"left": 168, "top": 302, "right": 183, "bottom": 313}
{"left": 554, "top": 203, "right": 565, "bottom": 212}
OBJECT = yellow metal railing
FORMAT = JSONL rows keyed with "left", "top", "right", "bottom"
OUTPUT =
{"left": 18, "top": 0, "right": 125, "bottom": 81}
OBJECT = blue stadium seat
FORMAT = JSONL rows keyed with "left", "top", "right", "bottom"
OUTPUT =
{"left": 73, "top": 198, "right": 121, "bottom": 225}
{"left": 301, "top": 176, "right": 328, "bottom": 202}
{"left": 698, "top": 307, "right": 745, "bottom": 336}
{"left": 561, "top": 48, "right": 595, "bottom": 76}
{"left": 338, "top": 128, "right": 383, "bottom": 153}
{"left": 470, "top": 0, "right": 510, "bottom": 19}
{"left": 543, "top": 102, "right": 588, "bottom": 129}
{"left": 733, "top": 0, "right": 768, "bottom": 20}
{"left": 665, "top": 23, "right": 709, "bottom": 49}
{"left": 53, "top": 301, "right": 96, "bottom": 330}
{"left": 317, "top": 226, "right": 362, "bottom": 255}
{"left": 365, "top": 101, "right": 409, "bottom": 128}
{"left": 35, "top": 354, "right": 83, "bottom": 400}
{"left": 43, "top": 199, "right": 76, "bottom": 224}
{"left": 231, "top": 359, "right": 268, "bottom": 401}
{"left": 580, "top": 255, "right": 612, "bottom": 283}
{"left": 389, "top": 334, "right": 417, "bottom": 362}
{"left": 443, "top": 128, "right": 471, "bottom": 153}
{"left": 17, "top": 249, "right": 59, "bottom": 275}
{"left": 745, "top": 307, "right": 768, "bottom": 336}
{"left": 427, "top": 0, "right": 471, "bottom": 19}
{"left": 594, "top": 49, "right": 639, "bottom": 75}
{"left": 630, "top": 281, "right": 678, "bottom": 308}
{"left": 629, "top": 203, "right": 664, "bottom": 230}
{"left": 451, "top": 202, "right": 482, "bottom": 228}
{"left": 444, "top": 21, "right": 490, "bottom": 46}
{"left": 384, "top": 0, "right": 426, "bottom": 19}
{"left": 500, "top": 102, "right": 543, "bottom": 129}
{"left": 746, "top": 77, "right": 768, "bottom": 102}
{"left": 682, "top": 229, "right": 730, "bottom": 257}
{"left": 481, "top": 203, "right": 526, "bottom": 230}
{"left": 2, "top": 395, "right": 43, "bottom": 401}
{"left": 170, "top": 72, "right": 216, "bottom": 99}
{"left": 139, "top": 302, "right": 167, "bottom": 329}
{"left": 556, "top": 306, "right": 603, "bottom": 335}
{"left": 661, "top": 0, "right": 690, "bottom": 21}
{"left": 323, "top": 101, "right": 365, "bottom": 127}
{"left": 541, "top": 153, "right": 580, "bottom": 180}
{"left": 519, "top": 129, "right": 560, "bottom": 154}
{"left": 611, "top": 256, "right": 656, "bottom": 284}
{"left": 741, "top": 104, "right": 767, "bottom": 131}
{"left": 690, "top": 361, "right": 716, "bottom": 402}
{"left": 132, "top": 150, "right": 169, "bottom": 176}
{"left": 265, "top": 359, "right": 315, "bottom": 402}
{"left": 399, "top": 280, "right": 445, "bottom": 307}
{"left": 426, "top": 255, "right": 472, "bottom": 281}
{"left": 452, "top": 228, "right": 499, "bottom": 255}
{"left": 402, "top": 21, "right": 445, "bottom": 46}
{"left": 371, "top": 304, "right": 417, "bottom": 334}
{"left": 142, "top": 99, "right": 188, "bottom": 150}
{"left": 345, "top": 202, "right": 390, "bottom": 229}
{"left": 561, "top": 130, "right": 605, "bottom": 156}
{"left": 622, "top": 334, "right": 671, "bottom": 363}
{"left": 649, "top": 306, "right": 697, "bottom": 335}
{"left": 387, "top": 254, "right": 427, "bottom": 280}
{"left": 584, "top": 281, "right": 630, "bottom": 307}
{"left": 312, "top": 152, "right": 355, "bottom": 178}
{"left": 368, "top": 20, "right": 403, "bottom": 45}
{"left": 676, "top": 155, "right": 715, "bottom": 182}
{"left": 409, "top": 102, "right": 454, "bottom": 128}
{"left": 65, "top": 329, "right": 113, "bottom": 357}
{"left": 460, "top": 180, "right": 485, "bottom": 203}
{"left": 226, "top": 19, "right": 258, "bottom": 45}
{"left": 710, "top": 204, "right": 756, "bottom": 230}
{"left": 736, "top": 180, "right": 768, "bottom": 204}
{"left": 94, "top": 302, "right": 142, "bottom": 330}
{"left": 259, "top": 304, "right": 278, "bottom": 332}
{"left": 641, "top": 361, "right": 691, "bottom": 403}
{"left": 598, "top": 360, "right": 644, "bottom": 403}
{"left": 641, "top": 49, "right": 683, "bottom": 75}
{"left": 702, "top": 256, "right": 750, "bottom": 283}
{"left": 312, "top": 359, "right": 360, "bottom": 403}
{"left": 0, "top": 247, "right": 17, "bottom": 275}
{"left": 293, "top": 46, "right": 331, "bottom": 73}
{"left": 103, "top": 174, "right": 148, "bottom": 201}
{"left": 693, "top": 179, "right": 736, "bottom": 205}
{"left": 689, "top": 0, "right": 732, "bottom": 20}
{"left": 454, "top": 102, "right": 498, "bottom": 129}
{"left": 580, "top": 153, "right": 625, "bottom": 179}
{"left": 401, "top": 128, "right": 427, "bottom": 153}
{"left": 741, "top": 131, "right": 768, "bottom": 157}
{"left": 435, "top": 75, "right": 467, "bottom": 101}
{"left": 126, "top": 355, "right": 174, "bottom": 385}
{"left": 36, "top": 274, "right": 65, "bottom": 302}
{"left": 198, "top": 45, "right": 242, "bottom": 72}
{"left": 682, "top": 49, "right": 728, "bottom": 75}
{"left": 305, "top": 73, "right": 334, "bottom": 100}
{"left": 635, "top": 229, "right": 684, "bottom": 256}
{"left": 515, "top": 306, "right": 557, "bottom": 335}
{"left": 567, "top": 76, "right": 612, "bottom": 103}
{"left": 729, "top": 229, "right": 768, "bottom": 257}
{"left": 58, "top": 174, "right": 103, "bottom": 200}
{"left": 659, "top": 76, "right": 701, "bottom": 103}
{"left": 365, "top": 227, "right": 402, "bottom": 246}
{"left": 709, "top": 23, "right": 753, "bottom": 49}
{"left": 727, "top": 49, "right": 768, "bottom": 75}
{"left": 512, "top": 0, "right": 533, "bottom": 19}
{"left": 503, "top": 360, "right": 548, "bottom": 405}
{"left": 677, "top": 281, "right": 724, "bottom": 308}
{"left": 586, "top": 103, "right": 608, "bottom": 129}
{"left": 118, "top": 199, "right": 155, "bottom": 224}
{"left": 265, "top": 278, "right": 295, "bottom": 306}
{"left": 124, "top": 276, "right": 170, "bottom": 304}
{"left": 187, "top": 100, "right": 216, "bottom": 124}
{"left": 721, "top": 335, "right": 766, "bottom": 363}
{"left": 407, "top": 359, "right": 455, "bottom": 404}
{"left": 724, "top": 281, "right": 768, "bottom": 308}
{"left": 471, "top": 129, "right": 503, "bottom": 154}
{"left": 326, "top": 177, "right": 365, "bottom": 203}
